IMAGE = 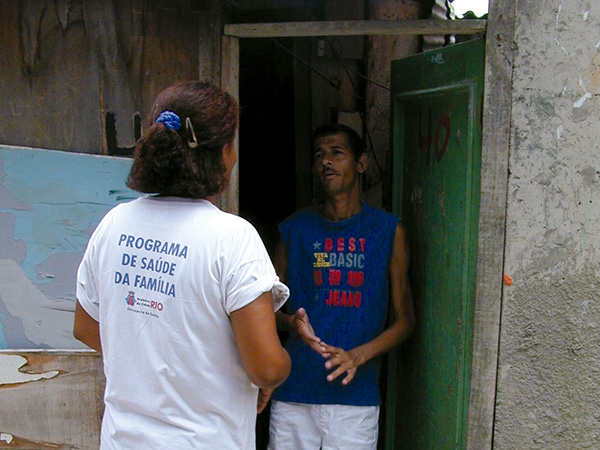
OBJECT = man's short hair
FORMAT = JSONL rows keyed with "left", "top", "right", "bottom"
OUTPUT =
{"left": 311, "top": 124, "right": 365, "bottom": 161}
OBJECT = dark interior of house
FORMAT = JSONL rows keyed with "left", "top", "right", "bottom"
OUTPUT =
{"left": 239, "top": 37, "right": 298, "bottom": 259}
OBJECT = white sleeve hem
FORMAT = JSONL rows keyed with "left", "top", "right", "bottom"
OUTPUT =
{"left": 227, "top": 275, "right": 289, "bottom": 315}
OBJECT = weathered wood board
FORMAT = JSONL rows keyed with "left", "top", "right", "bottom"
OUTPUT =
{"left": 0, "top": 1, "right": 202, "bottom": 155}
{"left": 0, "top": 350, "right": 104, "bottom": 450}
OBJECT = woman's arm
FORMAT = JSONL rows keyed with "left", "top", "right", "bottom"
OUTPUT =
{"left": 73, "top": 300, "right": 102, "bottom": 353}
{"left": 230, "top": 291, "right": 291, "bottom": 390}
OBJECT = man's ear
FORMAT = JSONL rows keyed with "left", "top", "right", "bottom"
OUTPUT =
{"left": 357, "top": 153, "right": 369, "bottom": 173}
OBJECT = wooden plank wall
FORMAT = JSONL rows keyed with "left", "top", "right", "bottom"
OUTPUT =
{"left": 467, "top": 0, "right": 515, "bottom": 449}
{"left": 0, "top": 350, "right": 104, "bottom": 450}
{"left": 0, "top": 1, "right": 204, "bottom": 155}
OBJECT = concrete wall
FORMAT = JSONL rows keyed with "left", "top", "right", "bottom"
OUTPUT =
{"left": 494, "top": 1, "right": 600, "bottom": 448}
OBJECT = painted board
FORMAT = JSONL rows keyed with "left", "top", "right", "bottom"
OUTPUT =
{"left": 0, "top": 146, "right": 138, "bottom": 349}
{"left": 388, "top": 38, "right": 484, "bottom": 449}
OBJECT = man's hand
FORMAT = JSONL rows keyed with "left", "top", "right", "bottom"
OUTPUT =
{"left": 322, "top": 344, "right": 365, "bottom": 386}
{"left": 292, "top": 308, "right": 328, "bottom": 356}
{"left": 320, "top": 223, "right": 416, "bottom": 388}
{"left": 257, "top": 388, "right": 273, "bottom": 414}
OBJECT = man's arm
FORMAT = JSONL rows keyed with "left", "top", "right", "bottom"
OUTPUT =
{"left": 73, "top": 300, "right": 102, "bottom": 353}
{"left": 323, "top": 222, "right": 416, "bottom": 385}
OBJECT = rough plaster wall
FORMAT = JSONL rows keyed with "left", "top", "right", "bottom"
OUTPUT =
{"left": 495, "top": 1, "right": 600, "bottom": 448}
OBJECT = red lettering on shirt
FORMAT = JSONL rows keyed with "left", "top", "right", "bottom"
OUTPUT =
{"left": 329, "top": 269, "right": 342, "bottom": 286}
{"left": 337, "top": 237, "right": 344, "bottom": 252}
{"left": 347, "top": 270, "right": 364, "bottom": 287}
{"left": 325, "top": 238, "right": 333, "bottom": 252}
{"left": 325, "top": 290, "right": 361, "bottom": 308}
{"left": 314, "top": 270, "right": 323, "bottom": 287}
{"left": 349, "top": 237, "right": 356, "bottom": 252}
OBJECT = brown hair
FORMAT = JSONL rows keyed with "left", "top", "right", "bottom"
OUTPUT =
{"left": 310, "top": 124, "right": 365, "bottom": 161}
{"left": 127, "top": 81, "right": 239, "bottom": 198}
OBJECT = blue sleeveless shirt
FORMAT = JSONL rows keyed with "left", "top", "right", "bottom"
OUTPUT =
{"left": 273, "top": 202, "right": 399, "bottom": 406}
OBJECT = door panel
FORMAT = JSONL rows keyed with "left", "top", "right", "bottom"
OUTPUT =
{"left": 387, "top": 38, "right": 484, "bottom": 450}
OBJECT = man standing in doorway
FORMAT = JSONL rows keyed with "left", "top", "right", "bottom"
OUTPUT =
{"left": 268, "top": 124, "right": 415, "bottom": 449}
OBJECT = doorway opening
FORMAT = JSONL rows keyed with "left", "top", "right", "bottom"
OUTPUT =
{"left": 239, "top": 37, "right": 298, "bottom": 258}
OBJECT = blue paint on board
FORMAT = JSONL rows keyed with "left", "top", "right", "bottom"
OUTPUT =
{"left": 0, "top": 145, "right": 141, "bottom": 349}
{"left": 1, "top": 146, "right": 138, "bottom": 284}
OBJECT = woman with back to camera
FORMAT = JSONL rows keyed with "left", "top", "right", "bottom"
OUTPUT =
{"left": 73, "top": 81, "right": 291, "bottom": 449}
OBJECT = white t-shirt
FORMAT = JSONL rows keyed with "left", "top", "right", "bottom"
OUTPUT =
{"left": 77, "top": 196, "right": 288, "bottom": 450}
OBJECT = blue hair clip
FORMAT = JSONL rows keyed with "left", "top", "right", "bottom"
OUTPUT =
{"left": 155, "top": 110, "right": 181, "bottom": 130}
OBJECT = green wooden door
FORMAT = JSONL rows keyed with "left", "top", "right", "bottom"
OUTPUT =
{"left": 385, "top": 38, "right": 484, "bottom": 450}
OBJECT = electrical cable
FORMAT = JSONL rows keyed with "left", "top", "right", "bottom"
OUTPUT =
{"left": 270, "top": 38, "right": 386, "bottom": 181}
{"left": 326, "top": 38, "right": 384, "bottom": 178}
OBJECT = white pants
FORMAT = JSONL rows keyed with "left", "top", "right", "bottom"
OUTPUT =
{"left": 268, "top": 400, "right": 379, "bottom": 450}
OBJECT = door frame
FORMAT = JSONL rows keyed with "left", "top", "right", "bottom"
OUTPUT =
{"left": 218, "top": 1, "right": 515, "bottom": 448}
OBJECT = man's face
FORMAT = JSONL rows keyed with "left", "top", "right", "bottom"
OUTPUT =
{"left": 312, "top": 132, "right": 366, "bottom": 196}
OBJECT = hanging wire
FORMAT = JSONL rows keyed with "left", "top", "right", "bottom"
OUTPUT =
{"left": 325, "top": 38, "right": 384, "bottom": 178}
{"left": 326, "top": 38, "right": 391, "bottom": 92}
{"left": 338, "top": 61, "right": 391, "bottom": 91}
{"left": 270, "top": 38, "right": 386, "bottom": 180}
{"left": 269, "top": 38, "right": 342, "bottom": 91}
